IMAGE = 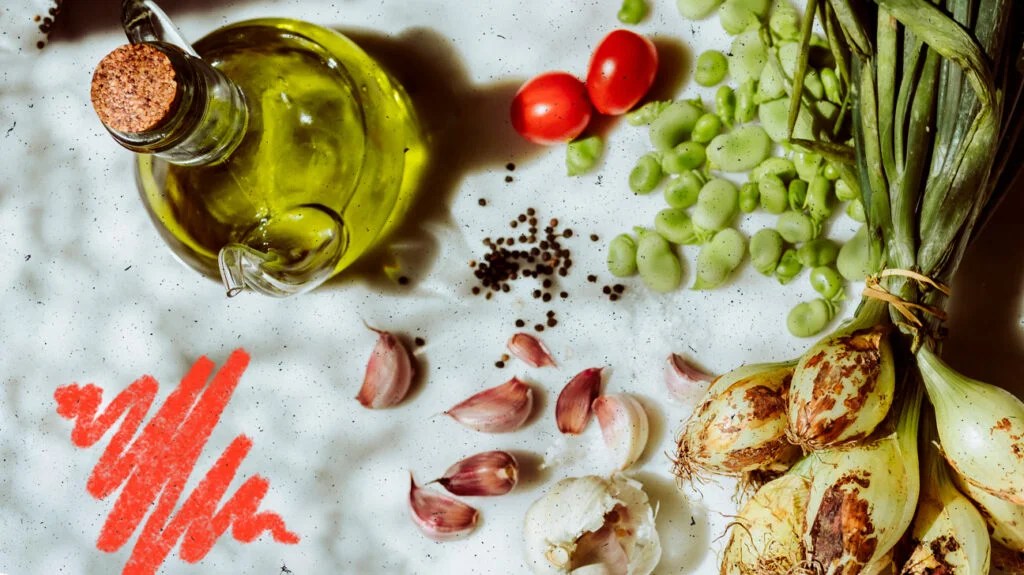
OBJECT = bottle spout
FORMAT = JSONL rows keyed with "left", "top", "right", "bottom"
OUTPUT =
{"left": 217, "top": 205, "right": 348, "bottom": 298}
{"left": 121, "top": 0, "right": 199, "bottom": 56}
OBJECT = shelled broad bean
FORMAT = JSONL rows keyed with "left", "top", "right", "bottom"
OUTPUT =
{"left": 600, "top": 0, "right": 866, "bottom": 337}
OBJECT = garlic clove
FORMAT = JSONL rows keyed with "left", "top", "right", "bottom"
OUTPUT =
{"left": 445, "top": 377, "right": 534, "bottom": 433}
{"left": 556, "top": 368, "right": 604, "bottom": 435}
{"left": 664, "top": 353, "right": 714, "bottom": 405}
{"left": 436, "top": 450, "right": 519, "bottom": 496}
{"left": 408, "top": 473, "right": 479, "bottom": 541}
{"left": 356, "top": 323, "right": 414, "bottom": 409}
{"left": 508, "top": 333, "right": 556, "bottom": 368}
{"left": 593, "top": 394, "right": 649, "bottom": 471}
{"left": 570, "top": 521, "right": 629, "bottom": 575}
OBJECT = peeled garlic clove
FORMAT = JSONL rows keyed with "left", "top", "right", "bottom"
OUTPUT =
{"left": 356, "top": 323, "right": 414, "bottom": 409}
{"left": 674, "top": 362, "right": 798, "bottom": 481}
{"left": 803, "top": 387, "right": 921, "bottom": 575}
{"left": 593, "top": 394, "right": 649, "bottom": 471}
{"left": 787, "top": 323, "right": 895, "bottom": 449}
{"left": 436, "top": 450, "right": 518, "bottom": 496}
{"left": 408, "top": 473, "right": 479, "bottom": 541}
{"left": 556, "top": 368, "right": 604, "bottom": 435}
{"left": 664, "top": 353, "right": 714, "bottom": 405}
{"left": 508, "top": 333, "right": 556, "bottom": 368}
{"left": 445, "top": 377, "right": 534, "bottom": 433}
{"left": 523, "top": 475, "right": 661, "bottom": 575}
{"left": 918, "top": 345, "right": 1024, "bottom": 506}
{"left": 721, "top": 462, "right": 811, "bottom": 575}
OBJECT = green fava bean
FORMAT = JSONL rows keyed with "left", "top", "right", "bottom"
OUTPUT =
{"left": 661, "top": 141, "right": 706, "bottom": 173}
{"left": 777, "top": 211, "right": 817, "bottom": 243}
{"left": 739, "top": 182, "right": 759, "bottom": 213}
{"left": 823, "top": 162, "right": 841, "bottom": 180}
{"left": 663, "top": 171, "right": 705, "bottom": 208}
{"left": 693, "top": 228, "right": 746, "bottom": 290}
{"left": 806, "top": 175, "right": 832, "bottom": 222}
{"left": 706, "top": 125, "right": 771, "bottom": 172}
{"left": 692, "top": 178, "right": 739, "bottom": 231}
{"left": 797, "top": 238, "right": 840, "bottom": 267}
{"left": 692, "top": 113, "right": 723, "bottom": 144}
{"left": 803, "top": 69, "right": 825, "bottom": 100}
{"left": 834, "top": 177, "right": 859, "bottom": 201}
{"left": 728, "top": 30, "right": 767, "bottom": 83}
{"left": 635, "top": 229, "right": 684, "bottom": 292}
{"left": 787, "top": 298, "right": 836, "bottom": 338}
{"left": 846, "top": 199, "right": 866, "bottom": 222}
{"left": 650, "top": 100, "right": 704, "bottom": 151}
{"left": 775, "top": 247, "right": 803, "bottom": 284}
{"left": 654, "top": 207, "right": 703, "bottom": 245}
{"left": 758, "top": 174, "right": 788, "bottom": 214}
{"left": 618, "top": 0, "right": 648, "bottom": 24}
{"left": 566, "top": 135, "right": 604, "bottom": 176}
{"left": 837, "top": 225, "right": 874, "bottom": 281}
{"left": 735, "top": 79, "right": 757, "bottom": 123}
{"left": 718, "top": 0, "right": 759, "bottom": 35}
{"left": 821, "top": 67, "right": 843, "bottom": 103}
{"left": 625, "top": 100, "right": 672, "bottom": 126}
{"left": 716, "top": 86, "right": 736, "bottom": 127}
{"left": 695, "top": 51, "right": 729, "bottom": 86}
{"left": 769, "top": 2, "right": 800, "bottom": 39}
{"left": 751, "top": 157, "right": 796, "bottom": 182}
{"left": 749, "top": 228, "right": 784, "bottom": 275}
{"left": 793, "top": 151, "right": 822, "bottom": 182}
{"left": 677, "top": 0, "right": 724, "bottom": 20}
{"left": 607, "top": 234, "right": 639, "bottom": 277}
{"left": 630, "top": 153, "right": 664, "bottom": 194}
{"left": 788, "top": 179, "right": 808, "bottom": 211}
{"left": 810, "top": 266, "right": 844, "bottom": 300}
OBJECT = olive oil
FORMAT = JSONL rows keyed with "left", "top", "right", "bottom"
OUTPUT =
{"left": 135, "top": 19, "right": 427, "bottom": 285}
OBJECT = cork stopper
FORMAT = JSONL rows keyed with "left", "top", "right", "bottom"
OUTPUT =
{"left": 91, "top": 44, "right": 180, "bottom": 133}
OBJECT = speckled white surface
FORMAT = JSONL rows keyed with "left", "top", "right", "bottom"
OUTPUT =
{"left": 1, "top": 1, "right": 1023, "bottom": 574}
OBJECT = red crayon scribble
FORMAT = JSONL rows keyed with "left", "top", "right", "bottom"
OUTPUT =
{"left": 54, "top": 348, "right": 300, "bottom": 575}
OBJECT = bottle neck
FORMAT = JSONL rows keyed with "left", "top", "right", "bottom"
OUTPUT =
{"left": 97, "top": 42, "right": 248, "bottom": 167}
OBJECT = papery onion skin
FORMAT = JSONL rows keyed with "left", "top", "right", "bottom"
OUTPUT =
{"left": 675, "top": 362, "right": 799, "bottom": 481}
{"left": 720, "top": 464, "right": 811, "bottom": 575}
{"left": 918, "top": 345, "right": 1024, "bottom": 506}
{"left": 787, "top": 324, "right": 895, "bottom": 450}
{"left": 803, "top": 387, "right": 920, "bottom": 575}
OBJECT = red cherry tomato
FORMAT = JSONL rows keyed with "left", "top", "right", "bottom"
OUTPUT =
{"left": 586, "top": 30, "right": 659, "bottom": 115}
{"left": 510, "top": 72, "right": 592, "bottom": 145}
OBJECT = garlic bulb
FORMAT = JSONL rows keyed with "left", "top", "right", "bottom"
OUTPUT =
{"left": 721, "top": 459, "right": 811, "bottom": 575}
{"left": 917, "top": 344, "right": 1024, "bottom": 505}
{"left": 901, "top": 425, "right": 990, "bottom": 575}
{"left": 787, "top": 321, "right": 895, "bottom": 450}
{"left": 674, "top": 362, "right": 799, "bottom": 481}
{"left": 523, "top": 475, "right": 660, "bottom": 575}
{"left": 803, "top": 385, "right": 921, "bottom": 575}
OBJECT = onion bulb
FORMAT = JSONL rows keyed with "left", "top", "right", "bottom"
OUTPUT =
{"left": 674, "top": 362, "right": 800, "bottom": 481}
{"left": 917, "top": 344, "right": 1024, "bottom": 506}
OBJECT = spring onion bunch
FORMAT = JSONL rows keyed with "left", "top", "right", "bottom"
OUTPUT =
{"left": 676, "top": 0, "right": 1024, "bottom": 572}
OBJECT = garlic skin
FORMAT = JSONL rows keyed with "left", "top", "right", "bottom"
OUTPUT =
{"left": 408, "top": 473, "right": 479, "bottom": 541}
{"left": 664, "top": 353, "right": 714, "bottom": 405}
{"left": 917, "top": 345, "right": 1024, "bottom": 506}
{"left": 523, "top": 475, "right": 661, "bottom": 575}
{"left": 674, "top": 362, "right": 799, "bottom": 481}
{"left": 436, "top": 450, "right": 518, "bottom": 497}
{"left": 593, "top": 394, "right": 649, "bottom": 471}
{"left": 445, "top": 377, "right": 534, "bottom": 433}
{"left": 901, "top": 435, "right": 990, "bottom": 575}
{"left": 556, "top": 368, "right": 604, "bottom": 435}
{"left": 803, "top": 389, "right": 920, "bottom": 575}
{"left": 508, "top": 333, "right": 556, "bottom": 368}
{"left": 721, "top": 462, "right": 811, "bottom": 575}
{"left": 787, "top": 324, "right": 895, "bottom": 450}
{"left": 356, "top": 324, "right": 414, "bottom": 409}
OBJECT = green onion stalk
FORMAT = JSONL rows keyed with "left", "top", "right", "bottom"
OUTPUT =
{"left": 796, "top": 0, "right": 1024, "bottom": 572}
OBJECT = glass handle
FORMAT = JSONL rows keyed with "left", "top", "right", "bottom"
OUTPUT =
{"left": 121, "top": 0, "right": 199, "bottom": 57}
